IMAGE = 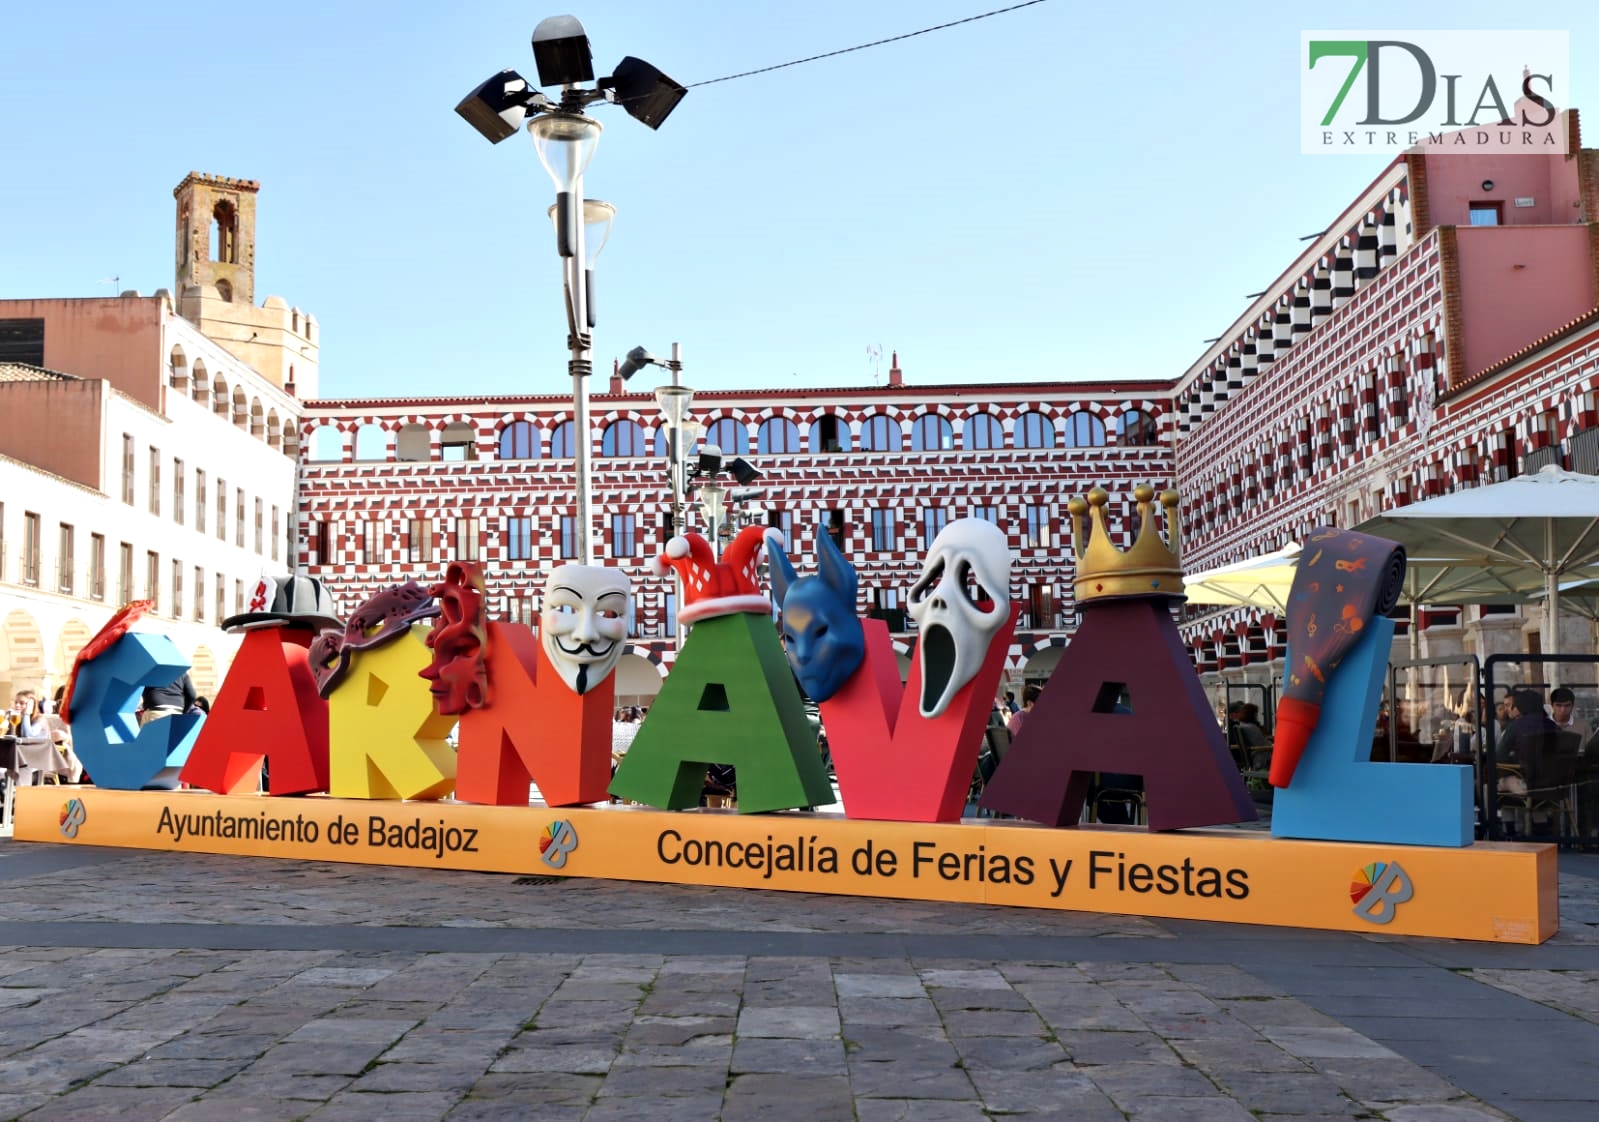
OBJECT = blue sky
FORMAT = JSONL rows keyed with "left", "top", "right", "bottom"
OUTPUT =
{"left": 2, "top": 2, "right": 1595, "bottom": 398}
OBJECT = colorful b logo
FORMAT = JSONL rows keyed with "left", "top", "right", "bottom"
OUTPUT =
{"left": 59, "top": 799, "right": 87, "bottom": 839}
{"left": 1350, "top": 860, "right": 1413, "bottom": 925}
{"left": 539, "top": 820, "right": 578, "bottom": 869}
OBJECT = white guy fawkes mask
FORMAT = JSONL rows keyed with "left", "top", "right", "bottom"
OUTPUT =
{"left": 540, "top": 564, "right": 631, "bottom": 695}
{"left": 906, "top": 518, "right": 1012, "bottom": 718}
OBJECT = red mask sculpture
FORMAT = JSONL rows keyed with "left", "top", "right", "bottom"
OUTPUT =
{"left": 310, "top": 581, "right": 440, "bottom": 698}
{"left": 421, "top": 561, "right": 490, "bottom": 714}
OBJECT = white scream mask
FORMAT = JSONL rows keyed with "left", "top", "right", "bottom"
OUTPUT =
{"left": 906, "top": 518, "right": 1012, "bottom": 718}
{"left": 540, "top": 564, "right": 631, "bottom": 695}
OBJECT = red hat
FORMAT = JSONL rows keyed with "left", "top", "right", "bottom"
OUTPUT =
{"left": 649, "top": 527, "right": 774, "bottom": 624}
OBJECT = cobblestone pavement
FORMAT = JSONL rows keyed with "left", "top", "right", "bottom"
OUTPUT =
{"left": 1, "top": 843, "right": 1597, "bottom": 1122}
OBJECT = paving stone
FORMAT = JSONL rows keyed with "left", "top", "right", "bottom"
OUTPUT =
{"left": 241, "top": 1041, "right": 389, "bottom": 1076}
{"left": 1053, "top": 1029, "right": 1180, "bottom": 1065}
{"left": 736, "top": 1005, "right": 840, "bottom": 1039}
{"left": 464, "top": 1070, "right": 601, "bottom": 1105}
{"left": 853, "top": 1101, "right": 991, "bottom": 1122}
{"left": 940, "top": 1008, "right": 1048, "bottom": 1036}
{"left": 1086, "top": 1059, "right": 1228, "bottom": 1101}
{"left": 1117, "top": 1095, "right": 1257, "bottom": 1121}
{"left": 724, "top": 1073, "right": 854, "bottom": 1121}
{"left": 847, "top": 1061, "right": 977, "bottom": 1100}
{"left": 592, "top": 1062, "right": 730, "bottom": 1096}
{"left": 843, "top": 1025, "right": 960, "bottom": 1066}
{"left": 949, "top": 1033, "right": 1070, "bottom": 1071}
{"left": 579, "top": 1093, "right": 726, "bottom": 1120}
{"left": 286, "top": 1017, "right": 418, "bottom": 1044}
{"left": 160, "top": 1096, "right": 315, "bottom": 1122}
{"left": 443, "top": 1103, "right": 587, "bottom": 1122}
{"left": 1313, "top": 1058, "right": 1481, "bottom": 1104}
{"left": 1208, "top": 1070, "right": 1364, "bottom": 1115}
{"left": 1260, "top": 1026, "right": 1402, "bottom": 1060}
{"left": 918, "top": 968, "right": 1012, "bottom": 990}
{"left": 835, "top": 973, "right": 927, "bottom": 998}
{"left": 490, "top": 1043, "right": 616, "bottom": 1074}
{"left": 625, "top": 1013, "right": 736, "bottom": 1046}
{"left": 961, "top": 1068, "right": 1116, "bottom": 1116}
{"left": 839, "top": 997, "right": 945, "bottom": 1026}
{"left": 206, "top": 1072, "right": 356, "bottom": 1101}
{"left": 350, "top": 1061, "right": 486, "bottom": 1093}
{"left": 307, "top": 1090, "right": 462, "bottom": 1120}
{"left": 10, "top": 1084, "right": 198, "bottom": 1122}
{"left": 91, "top": 1057, "right": 252, "bottom": 1087}
{"left": 730, "top": 1035, "right": 848, "bottom": 1074}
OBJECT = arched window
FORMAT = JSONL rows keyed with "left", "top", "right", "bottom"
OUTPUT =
{"left": 701, "top": 417, "right": 749, "bottom": 455}
{"left": 602, "top": 419, "right": 648, "bottom": 456}
{"left": 354, "top": 423, "right": 387, "bottom": 461}
{"left": 1118, "top": 409, "right": 1157, "bottom": 447}
{"left": 963, "top": 412, "right": 1003, "bottom": 450}
{"left": 211, "top": 200, "right": 238, "bottom": 264}
{"left": 1014, "top": 411, "right": 1056, "bottom": 448}
{"left": 309, "top": 425, "right": 343, "bottom": 462}
{"left": 909, "top": 414, "right": 953, "bottom": 452}
{"left": 1062, "top": 411, "right": 1106, "bottom": 448}
{"left": 497, "top": 421, "right": 540, "bottom": 460}
{"left": 810, "top": 414, "right": 851, "bottom": 453}
{"left": 441, "top": 421, "right": 477, "bottom": 461}
{"left": 859, "top": 415, "right": 903, "bottom": 452}
{"left": 396, "top": 424, "right": 431, "bottom": 462}
{"left": 757, "top": 417, "right": 802, "bottom": 455}
{"left": 549, "top": 420, "right": 577, "bottom": 459}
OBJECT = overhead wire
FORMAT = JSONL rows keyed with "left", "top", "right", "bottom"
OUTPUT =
{"left": 684, "top": 0, "right": 1050, "bottom": 89}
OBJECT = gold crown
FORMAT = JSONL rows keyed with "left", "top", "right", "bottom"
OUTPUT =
{"left": 1068, "top": 484, "right": 1184, "bottom": 603}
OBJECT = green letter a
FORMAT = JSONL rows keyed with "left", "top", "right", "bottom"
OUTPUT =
{"left": 610, "top": 613, "right": 833, "bottom": 813}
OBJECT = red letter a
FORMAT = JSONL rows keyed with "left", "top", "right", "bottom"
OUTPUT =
{"left": 181, "top": 628, "right": 329, "bottom": 796}
{"left": 823, "top": 608, "right": 1017, "bottom": 823}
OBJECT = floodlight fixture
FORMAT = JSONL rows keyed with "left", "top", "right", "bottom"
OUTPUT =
{"left": 697, "top": 444, "right": 724, "bottom": 477}
{"left": 608, "top": 56, "right": 688, "bottom": 129}
{"left": 729, "top": 488, "right": 765, "bottom": 503}
{"left": 727, "top": 457, "right": 762, "bottom": 486}
{"left": 455, "top": 69, "right": 552, "bottom": 144}
{"left": 618, "top": 345, "right": 659, "bottom": 381}
{"left": 531, "top": 15, "right": 594, "bottom": 87}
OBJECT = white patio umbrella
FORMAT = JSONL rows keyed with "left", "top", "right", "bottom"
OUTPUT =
{"left": 1182, "top": 543, "right": 1302, "bottom": 613}
{"left": 1355, "top": 465, "right": 1599, "bottom": 655}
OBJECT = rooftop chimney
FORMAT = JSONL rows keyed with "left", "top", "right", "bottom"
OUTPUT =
{"left": 888, "top": 351, "right": 903, "bottom": 387}
{"left": 610, "top": 358, "right": 625, "bottom": 395}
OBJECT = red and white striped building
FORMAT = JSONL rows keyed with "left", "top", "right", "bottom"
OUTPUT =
{"left": 295, "top": 363, "right": 1171, "bottom": 692}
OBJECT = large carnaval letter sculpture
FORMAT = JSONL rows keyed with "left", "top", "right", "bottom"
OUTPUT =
{"left": 313, "top": 582, "right": 456, "bottom": 801}
{"left": 1267, "top": 526, "right": 1472, "bottom": 847}
{"left": 182, "top": 576, "right": 341, "bottom": 796}
{"left": 981, "top": 486, "right": 1256, "bottom": 830}
{"left": 771, "top": 519, "right": 1018, "bottom": 822}
{"left": 452, "top": 563, "right": 625, "bottom": 808}
{"left": 1268, "top": 526, "right": 1407, "bottom": 787}
{"left": 67, "top": 618, "right": 203, "bottom": 791}
{"left": 610, "top": 528, "right": 834, "bottom": 813}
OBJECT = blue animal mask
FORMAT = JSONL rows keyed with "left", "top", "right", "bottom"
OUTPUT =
{"left": 768, "top": 528, "right": 867, "bottom": 703}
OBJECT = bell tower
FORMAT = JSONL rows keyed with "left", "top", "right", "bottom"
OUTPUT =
{"left": 174, "top": 172, "right": 258, "bottom": 306}
{"left": 169, "top": 172, "right": 318, "bottom": 397}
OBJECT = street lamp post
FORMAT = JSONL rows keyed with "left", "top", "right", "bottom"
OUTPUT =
{"left": 456, "top": 15, "right": 687, "bottom": 568}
